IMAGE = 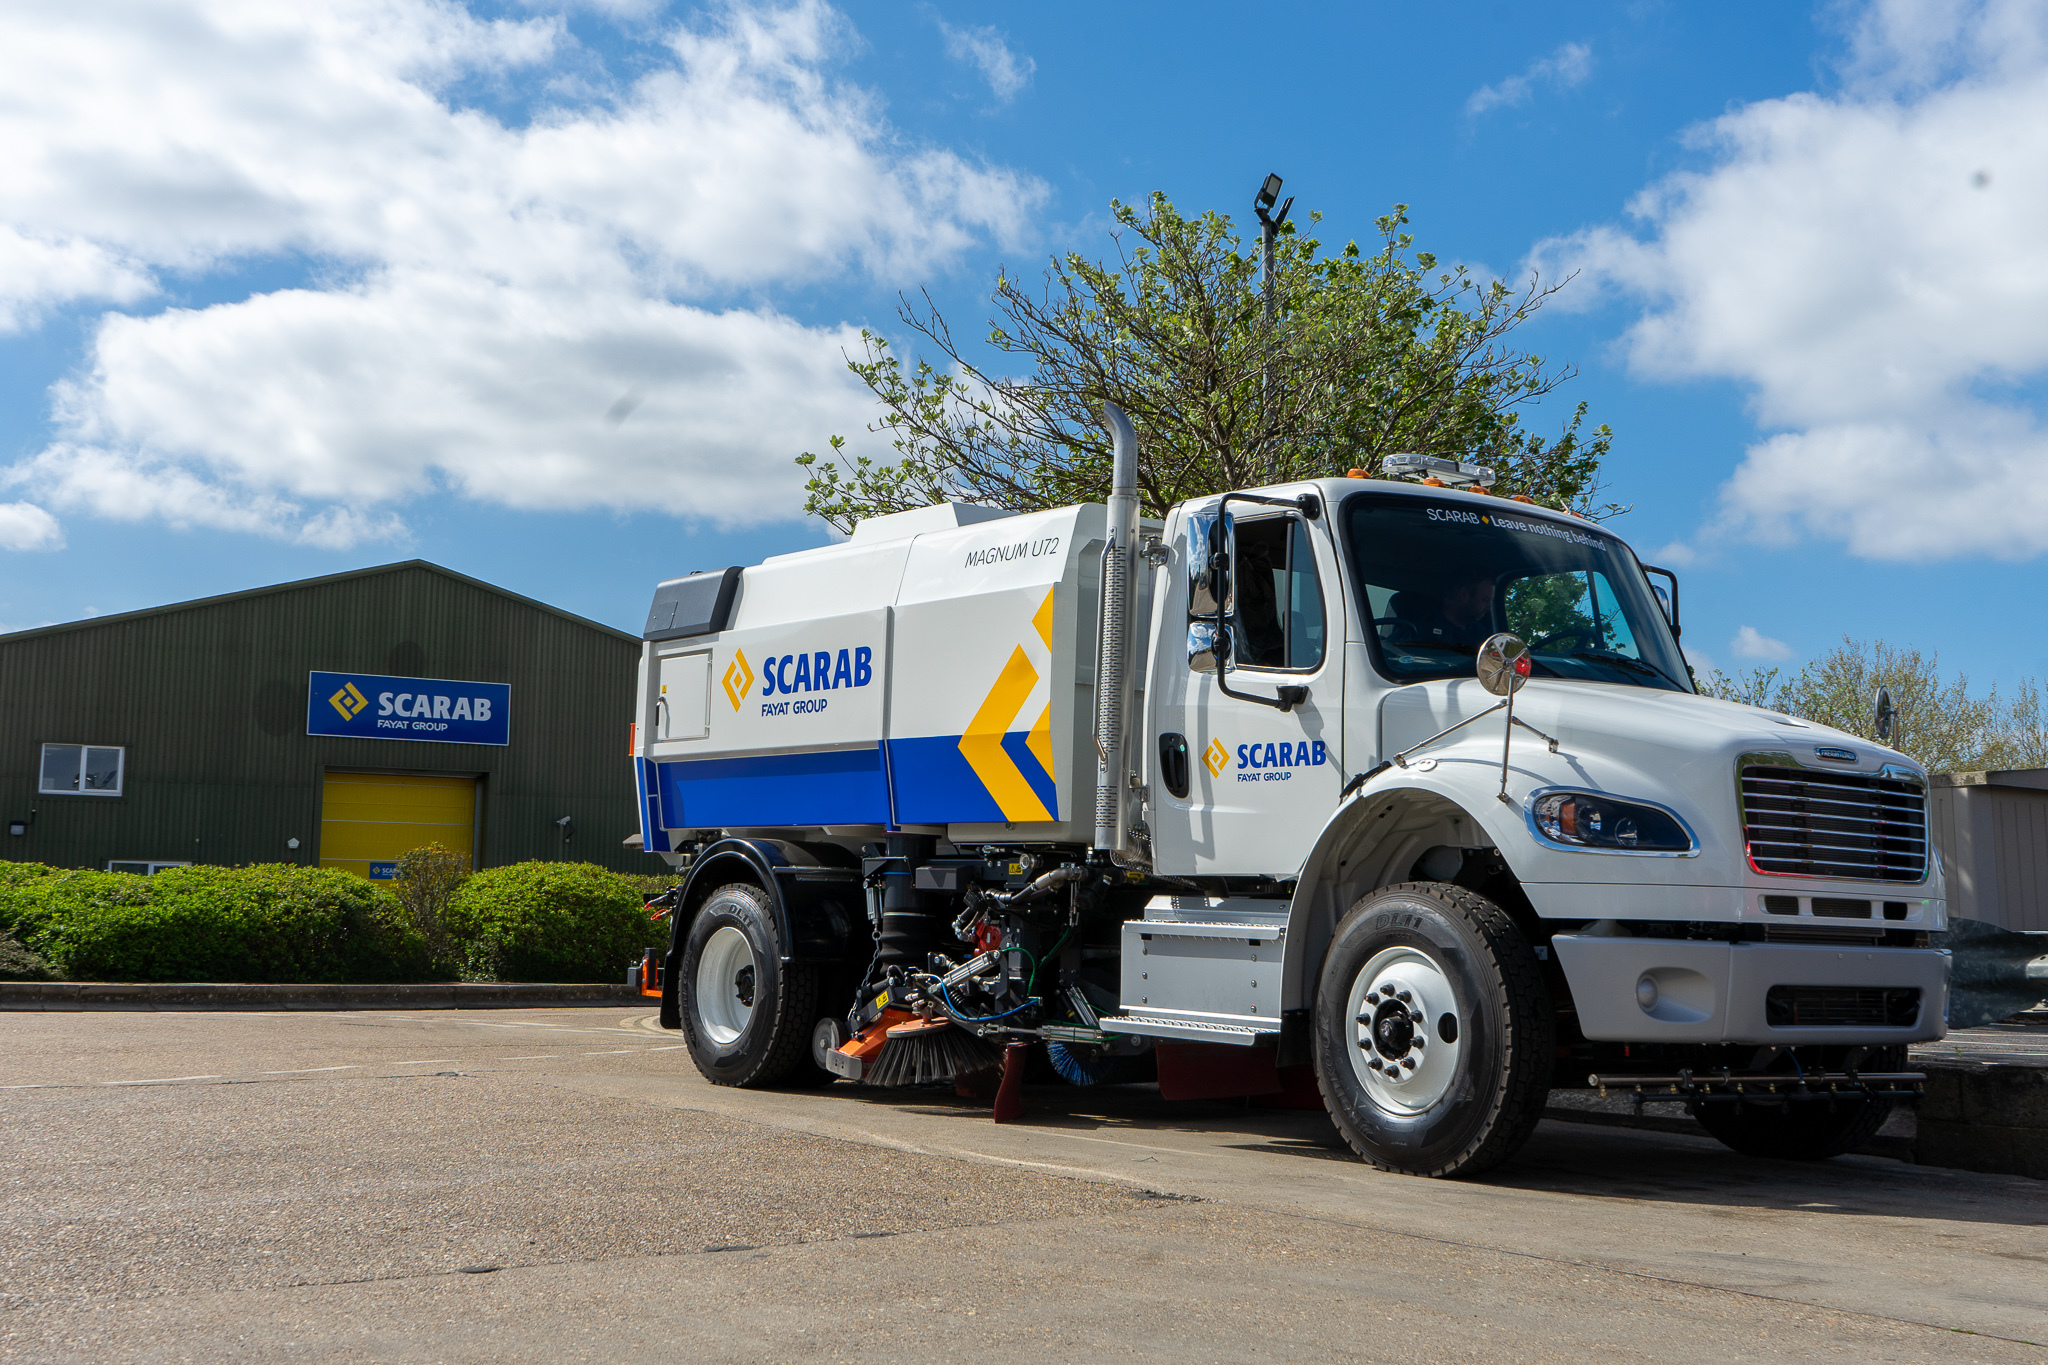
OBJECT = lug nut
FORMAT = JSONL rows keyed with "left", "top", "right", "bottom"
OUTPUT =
{"left": 1365, "top": 991, "right": 1379, "bottom": 1005}
{"left": 1402, "top": 1057, "right": 1418, "bottom": 1070}
{"left": 1396, "top": 990, "right": 1412, "bottom": 1004}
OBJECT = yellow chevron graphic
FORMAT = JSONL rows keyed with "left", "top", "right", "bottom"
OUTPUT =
{"left": 1026, "top": 703, "right": 1054, "bottom": 782}
{"left": 960, "top": 646, "right": 1053, "bottom": 823}
{"left": 1032, "top": 585, "right": 1056, "bottom": 649}
{"left": 1203, "top": 738, "right": 1230, "bottom": 776}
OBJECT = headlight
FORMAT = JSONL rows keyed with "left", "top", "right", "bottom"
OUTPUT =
{"left": 1529, "top": 789, "right": 1695, "bottom": 854}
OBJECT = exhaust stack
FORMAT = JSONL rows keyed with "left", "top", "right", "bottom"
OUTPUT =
{"left": 1094, "top": 403, "right": 1141, "bottom": 863}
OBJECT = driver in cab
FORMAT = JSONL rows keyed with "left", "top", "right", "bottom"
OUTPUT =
{"left": 1391, "top": 576, "right": 1496, "bottom": 652}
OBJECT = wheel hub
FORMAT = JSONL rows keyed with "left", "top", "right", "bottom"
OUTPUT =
{"left": 694, "top": 925, "right": 758, "bottom": 1047}
{"left": 1345, "top": 946, "right": 1464, "bottom": 1115}
{"left": 1371, "top": 1001, "right": 1416, "bottom": 1058}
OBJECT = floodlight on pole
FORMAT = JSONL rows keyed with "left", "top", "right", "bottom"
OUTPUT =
{"left": 1252, "top": 171, "right": 1294, "bottom": 325}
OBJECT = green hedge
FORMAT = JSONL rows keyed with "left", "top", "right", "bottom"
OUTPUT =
{"left": 444, "top": 861, "right": 665, "bottom": 983}
{"left": 0, "top": 863, "right": 429, "bottom": 983}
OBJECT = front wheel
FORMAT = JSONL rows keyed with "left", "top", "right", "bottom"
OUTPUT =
{"left": 1691, "top": 1046, "right": 1904, "bottom": 1160}
{"left": 679, "top": 883, "right": 824, "bottom": 1088}
{"left": 1313, "top": 882, "right": 1552, "bottom": 1178}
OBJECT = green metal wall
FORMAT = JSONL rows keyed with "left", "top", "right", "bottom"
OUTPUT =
{"left": 0, "top": 561, "right": 659, "bottom": 874}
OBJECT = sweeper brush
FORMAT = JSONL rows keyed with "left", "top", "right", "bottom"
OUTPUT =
{"left": 863, "top": 1016, "right": 1001, "bottom": 1087}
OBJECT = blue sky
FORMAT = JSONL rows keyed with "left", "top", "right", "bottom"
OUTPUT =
{"left": 3, "top": 0, "right": 2044, "bottom": 695}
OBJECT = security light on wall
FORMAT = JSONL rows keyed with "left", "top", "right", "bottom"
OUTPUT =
{"left": 556, "top": 815, "right": 574, "bottom": 842}
{"left": 287, "top": 837, "right": 300, "bottom": 850}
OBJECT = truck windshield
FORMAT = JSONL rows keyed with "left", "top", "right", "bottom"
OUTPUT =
{"left": 1343, "top": 493, "right": 1692, "bottom": 693}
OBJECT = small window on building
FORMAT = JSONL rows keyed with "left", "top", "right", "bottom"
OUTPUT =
{"left": 107, "top": 860, "right": 188, "bottom": 876}
{"left": 40, "top": 744, "right": 125, "bottom": 797}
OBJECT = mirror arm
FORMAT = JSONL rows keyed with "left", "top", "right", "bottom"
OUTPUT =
{"left": 1215, "top": 668, "right": 1308, "bottom": 713}
{"left": 1219, "top": 489, "right": 1320, "bottom": 521}
{"left": 1641, "top": 563, "right": 1680, "bottom": 638}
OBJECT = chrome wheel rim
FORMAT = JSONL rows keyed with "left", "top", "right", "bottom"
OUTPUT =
{"left": 1345, "top": 945, "right": 1463, "bottom": 1114}
{"left": 694, "top": 925, "right": 756, "bottom": 1046}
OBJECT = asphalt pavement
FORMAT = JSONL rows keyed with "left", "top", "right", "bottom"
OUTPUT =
{"left": 3, "top": 1008, "right": 2043, "bottom": 1363}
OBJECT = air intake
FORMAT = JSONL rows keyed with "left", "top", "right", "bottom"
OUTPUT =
{"left": 1739, "top": 765, "right": 1927, "bottom": 883}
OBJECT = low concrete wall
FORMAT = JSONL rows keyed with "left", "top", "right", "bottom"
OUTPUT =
{"left": 0, "top": 982, "right": 643, "bottom": 1011}
{"left": 1916, "top": 1060, "right": 2048, "bottom": 1181}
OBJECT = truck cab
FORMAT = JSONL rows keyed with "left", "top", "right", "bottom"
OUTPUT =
{"left": 634, "top": 424, "right": 1945, "bottom": 1177}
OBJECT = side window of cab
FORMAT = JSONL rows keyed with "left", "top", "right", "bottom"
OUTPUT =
{"left": 1231, "top": 516, "right": 1324, "bottom": 671}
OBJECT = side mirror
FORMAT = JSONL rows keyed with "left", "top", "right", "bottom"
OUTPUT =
{"left": 1874, "top": 685, "right": 1896, "bottom": 744}
{"left": 1188, "top": 620, "right": 1230, "bottom": 674}
{"left": 1641, "top": 564, "right": 1681, "bottom": 639}
{"left": 1476, "top": 633, "right": 1532, "bottom": 697}
{"left": 1187, "top": 511, "right": 1229, "bottom": 619}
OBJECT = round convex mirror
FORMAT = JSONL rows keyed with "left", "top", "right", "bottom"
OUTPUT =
{"left": 1476, "top": 633, "right": 1533, "bottom": 697}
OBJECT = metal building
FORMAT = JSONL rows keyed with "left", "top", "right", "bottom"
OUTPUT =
{"left": 1930, "top": 769, "right": 2048, "bottom": 931}
{"left": 1, "top": 561, "right": 652, "bottom": 879}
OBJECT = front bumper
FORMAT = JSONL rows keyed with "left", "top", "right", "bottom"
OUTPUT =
{"left": 1552, "top": 935, "right": 1949, "bottom": 1046}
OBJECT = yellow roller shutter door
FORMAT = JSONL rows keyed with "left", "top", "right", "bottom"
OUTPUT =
{"left": 319, "top": 772, "right": 476, "bottom": 880}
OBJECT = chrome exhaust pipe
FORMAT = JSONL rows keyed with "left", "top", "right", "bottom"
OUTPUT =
{"left": 1094, "top": 402, "right": 1141, "bottom": 862}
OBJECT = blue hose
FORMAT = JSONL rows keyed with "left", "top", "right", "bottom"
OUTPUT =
{"left": 939, "top": 982, "right": 1037, "bottom": 1023}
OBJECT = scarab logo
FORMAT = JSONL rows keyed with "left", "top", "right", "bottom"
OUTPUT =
{"left": 328, "top": 681, "right": 369, "bottom": 720}
{"left": 722, "top": 650, "right": 755, "bottom": 711}
{"left": 1203, "top": 738, "right": 1231, "bottom": 777}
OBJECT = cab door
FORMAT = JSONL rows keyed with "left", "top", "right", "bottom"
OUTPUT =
{"left": 1146, "top": 493, "right": 1345, "bottom": 878}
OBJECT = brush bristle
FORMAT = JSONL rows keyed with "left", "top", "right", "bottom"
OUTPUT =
{"left": 864, "top": 1024, "right": 1002, "bottom": 1087}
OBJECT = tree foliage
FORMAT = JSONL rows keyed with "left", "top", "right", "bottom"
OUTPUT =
{"left": 797, "top": 194, "right": 1616, "bottom": 531}
{"left": 1701, "top": 637, "right": 2048, "bottom": 774}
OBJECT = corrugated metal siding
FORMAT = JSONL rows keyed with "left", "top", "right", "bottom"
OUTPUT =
{"left": 1991, "top": 791, "right": 2048, "bottom": 931}
{"left": 0, "top": 563, "right": 652, "bottom": 873}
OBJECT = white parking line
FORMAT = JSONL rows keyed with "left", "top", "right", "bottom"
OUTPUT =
{"left": 386, "top": 1060, "right": 461, "bottom": 1066}
{"left": 262, "top": 1065, "right": 360, "bottom": 1074}
{"left": 502, "top": 1055, "right": 560, "bottom": 1060}
{"left": 581, "top": 1049, "right": 643, "bottom": 1055}
{"left": 103, "top": 1075, "right": 221, "bottom": 1086}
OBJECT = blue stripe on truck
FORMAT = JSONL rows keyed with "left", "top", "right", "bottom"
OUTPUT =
{"left": 635, "top": 757, "right": 671, "bottom": 853}
{"left": 654, "top": 746, "right": 891, "bottom": 829}
{"left": 886, "top": 732, "right": 1057, "bottom": 825}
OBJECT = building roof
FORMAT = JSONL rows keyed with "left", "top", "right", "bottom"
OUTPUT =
{"left": 0, "top": 559, "right": 638, "bottom": 646}
{"left": 1932, "top": 769, "right": 2048, "bottom": 791}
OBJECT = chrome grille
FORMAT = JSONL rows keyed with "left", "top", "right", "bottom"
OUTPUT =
{"left": 1740, "top": 765, "right": 1927, "bottom": 883}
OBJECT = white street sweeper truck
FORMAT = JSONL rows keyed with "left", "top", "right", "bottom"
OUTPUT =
{"left": 628, "top": 407, "right": 1948, "bottom": 1176}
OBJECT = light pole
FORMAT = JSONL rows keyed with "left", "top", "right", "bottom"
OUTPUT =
{"left": 1253, "top": 172, "right": 1293, "bottom": 325}
{"left": 1253, "top": 173, "right": 1294, "bottom": 409}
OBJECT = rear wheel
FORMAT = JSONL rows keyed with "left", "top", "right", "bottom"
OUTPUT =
{"left": 680, "top": 883, "right": 824, "bottom": 1088}
{"left": 1692, "top": 1046, "right": 1904, "bottom": 1159}
{"left": 1313, "top": 882, "right": 1552, "bottom": 1178}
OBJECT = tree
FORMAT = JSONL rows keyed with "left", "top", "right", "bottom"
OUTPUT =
{"left": 1701, "top": 637, "right": 2048, "bottom": 773}
{"left": 796, "top": 193, "right": 1616, "bottom": 533}
{"left": 393, "top": 843, "right": 471, "bottom": 977}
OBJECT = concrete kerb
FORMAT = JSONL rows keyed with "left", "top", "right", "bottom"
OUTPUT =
{"left": 0, "top": 982, "right": 643, "bottom": 1011}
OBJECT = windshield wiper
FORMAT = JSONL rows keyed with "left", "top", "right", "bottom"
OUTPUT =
{"left": 1562, "top": 649, "right": 1690, "bottom": 692}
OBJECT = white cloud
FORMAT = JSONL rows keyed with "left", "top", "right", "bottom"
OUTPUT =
{"left": 1466, "top": 41, "right": 1592, "bottom": 116}
{"left": 1538, "top": 1, "right": 2048, "bottom": 563}
{"left": 0, "top": 502, "right": 63, "bottom": 551}
{"left": 1732, "top": 625, "right": 1793, "bottom": 661}
{"left": 936, "top": 18, "right": 1034, "bottom": 104}
{"left": 0, "top": 0, "right": 1045, "bottom": 546}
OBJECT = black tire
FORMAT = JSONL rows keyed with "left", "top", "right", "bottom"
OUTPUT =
{"left": 1692, "top": 1046, "right": 1904, "bottom": 1160}
{"left": 679, "top": 883, "right": 824, "bottom": 1088}
{"left": 1313, "top": 882, "right": 1552, "bottom": 1178}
